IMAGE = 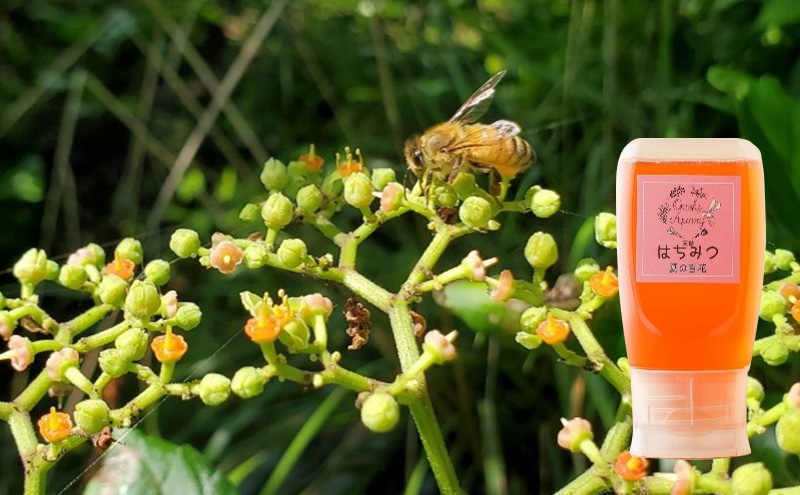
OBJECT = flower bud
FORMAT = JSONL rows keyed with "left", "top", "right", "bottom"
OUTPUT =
{"left": 0, "top": 292, "right": 5, "bottom": 310}
{"left": 197, "top": 373, "right": 231, "bottom": 406}
{"left": 277, "top": 239, "right": 308, "bottom": 269}
{"left": 461, "top": 250, "right": 487, "bottom": 282}
{"left": 13, "top": 248, "right": 51, "bottom": 285}
{"left": 774, "top": 249, "right": 795, "bottom": 270}
{"left": 239, "top": 202, "right": 261, "bottom": 222}
{"left": 261, "top": 193, "right": 294, "bottom": 230}
{"left": 452, "top": 172, "right": 477, "bottom": 199}
{"left": 344, "top": 172, "right": 374, "bottom": 209}
{"left": 58, "top": 264, "right": 87, "bottom": 290}
{"left": 759, "top": 291, "right": 787, "bottom": 320}
{"left": 231, "top": 367, "right": 267, "bottom": 399}
{"left": 44, "top": 347, "right": 79, "bottom": 380}
{"left": 97, "top": 274, "right": 128, "bottom": 307}
{"left": 520, "top": 306, "right": 548, "bottom": 333}
{"left": 371, "top": 168, "right": 396, "bottom": 191}
{"left": 515, "top": 332, "right": 542, "bottom": 350}
{"left": 278, "top": 319, "right": 310, "bottom": 352}
{"left": 98, "top": 348, "right": 131, "bottom": 378}
{"left": 115, "top": 328, "right": 149, "bottom": 361}
{"left": 574, "top": 258, "right": 600, "bottom": 282}
{"left": 594, "top": 212, "right": 617, "bottom": 249}
{"left": 747, "top": 377, "right": 765, "bottom": 403}
{"left": 0, "top": 311, "right": 14, "bottom": 340}
{"left": 301, "top": 293, "right": 333, "bottom": 323}
{"left": 459, "top": 196, "right": 493, "bottom": 230}
{"left": 244, "top": 243, "right": 269, "bottom": 269}
{"left": 776, "top": 408, "right": 800, "bottom": 455}
{"left": 260, "top": 158, "right": 289, "bottom": 191}
{"left": 423, "top": 330, "right": 458, "bottom": 363}
{"left": 764, "top": 251, "right": 777, "bottom": 274}
{"left": 321, "top": 174, "right": 344, "bottom": 198}
{"left": 74, "top": 399, "right": 110, "bottom": 435}
{"left": 525, "top": 232, "right": 558, "bottom": 269}
{"left": 557, "top": 417, "right": 593, "bottom": 452}
{"left": 174, "top": 303, "right": 202, "bottom": 330}
{"left": 380, "top": 183, "right": 404, "bottom": 213}
{"left": 433, "top": 184, "right": 458, "bottom": 208}
{"left": 761, "top": 339, "right": 789, "bottom": 366}
{"left": 530, "top": 188, "right": 561, "bottom": 218}
{"left": 8, "top": 335, "right": 34, "bottom": 371}
{"left": 144, "top": 259, "right": 171, "bottom": 286}
{"left": 360, "top": 392, "right": 400, "bottom": 433}
{"left": 731, "top": 463, "right": 772, "bottom": 495}
{"left": 788, "top": 383, "right": 800, "bottom": 409}
{"left": 296, "top": 184, "right": 323, "bottom": 214}
{"left": 125, "top": 280, "right": 161, "bottom": 320}
{"left": 68, "top": 244, "right": 105, "bottom": 267}
{"left": 169, "top": 229, "right": 201, "bottom": 258}
{"left": 115, "top": 238, "right": 143, "bottom": 265}
{"left": 162, "top": 290, "right": 178, "bottom": 318}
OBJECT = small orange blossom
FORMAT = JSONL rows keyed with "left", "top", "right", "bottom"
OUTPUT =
{"left": 151, "top": 326, "right": 188, "bottom": 363}
{"left": 536, "top": 314, "right": 571, "bottom": 345}
{"left": 299, "top": 144, "right": 324, "bottom": 172}
{"left": 615, "top": 451, "right": 649, "bottom": 481}
{"left": 245, "top": 290, "right": 294, "bottom": 344}
{"left": 104, "top": 254, "right": 135, "bottom": 281}
{"left": 589, "top": 266, "right": 619, "bottom": 298}
{"left": 38, "top": 407, "right": 72, "bottom": 443}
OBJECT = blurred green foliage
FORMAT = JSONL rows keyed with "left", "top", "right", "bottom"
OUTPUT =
{"left": 0, "top": 0, "right": 799, "bottom": 494}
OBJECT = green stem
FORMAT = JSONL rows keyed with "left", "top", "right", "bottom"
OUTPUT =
{"left": 73, "top": 321, "right": 130, "bottom": 352}
{"left": 0, "top": 401, "right": 13, "bottom": 421}
{"left": 14, "top": 371, "right": 54, "bottom": 411}
{"left": 711, "top": 457, "right": 730, "bottom": 475}
{"left": 341, "top": 269, "right": 393, "bottom": 312}
{"left": 553, "top": 466, "right": 609, "bottom": 495}
{"left": 64, "top": 367, "right": 96, "bottom": 398}
{"left": 748, "top": 401, "right": 787, "bottom": 436}
{"left": 405, "top": 227, "right": 458, "bottom": 288}
{"left": 65, "top": 304, "right": 113, "bottom": 336}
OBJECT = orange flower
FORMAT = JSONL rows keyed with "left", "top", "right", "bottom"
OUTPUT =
{"left": 536, "top": 314, "right": 571, "bottom": 345}
{"left": 209, "top": 240, "right": 243, "bottom": 275}
{"left": 791, "top": 301, "right": 800, "bottom": 325}
{"left": 244, "top": 291, "right": 294, "bottom": 344}
{"left": 104, "top": 254, "right": 135, "bottom": 281}
{"left": 589, "top": 266, "right": 619, "bottom": 298}
{"left": 337, "top": 147, "right": 364, "bottom": 177}
{"left": 38, "top": 407, "right": 72, "bottom": 443}
{"left": 615, "top": 451, "right": 649, "bottom": 481}
{"left": 299, "top": 144, "right": 324, "bottom": 172}
{"left": 780, "top": 282, "right": 800, "bottom": 303}
{"left": 151, "top": 326, "right": 188, "bottom": 363}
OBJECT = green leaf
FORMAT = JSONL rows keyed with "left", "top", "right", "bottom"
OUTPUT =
{"left": 177, "top": 168, "right": 206, "bottom": 203}
{"left": 756, "top": 0, "right": 800, "bottom": 29}
{"left": 83, "top": 429, "right": 237, "bottom": 495}
{"left": 240, "top": 291, "right": 262, "bottom": 317}
{"left": 707, "top": 65, "right": 756, "bottom": 100}
{"left": 215, "top": 167, "right": 238, "bottom": 203}
{"left": 438, "top": 281, "right": 521, "bottom": 336}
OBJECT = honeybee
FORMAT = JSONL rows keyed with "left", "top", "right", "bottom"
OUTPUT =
{"left": 404, "top": 70, "right": 535, "bottom": 198}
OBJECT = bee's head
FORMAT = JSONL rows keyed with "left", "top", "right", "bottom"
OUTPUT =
{"left": 404, "top": 136, "right": 426, "bottom": 176}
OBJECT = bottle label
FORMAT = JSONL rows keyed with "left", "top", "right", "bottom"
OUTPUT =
{"left": 636, "top": 174, "right": 741, "bottom": 283}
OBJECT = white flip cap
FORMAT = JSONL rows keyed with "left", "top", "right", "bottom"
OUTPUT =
{"left": 629, "top": 367, "right": 750, "bottom": 459}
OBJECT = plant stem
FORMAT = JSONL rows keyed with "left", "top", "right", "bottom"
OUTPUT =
{"left": 73, "top": 321, "right": 130, "bottom": 352}
{"left": 65, "top": 304, "right": 113, "bottom": 336}
{"left": 711, "top": 457, "right": 730, "bottom": 475}
{"left": 14, "top": 371, "right": 53, "bottom": 412}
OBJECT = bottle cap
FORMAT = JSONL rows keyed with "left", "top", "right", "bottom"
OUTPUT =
{"left": 629, "top": 367, "right": 750, "bottom": 459}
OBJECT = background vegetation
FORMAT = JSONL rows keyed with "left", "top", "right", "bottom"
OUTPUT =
{"left": 1, "top": 0, "right": 799, "bottom": 493}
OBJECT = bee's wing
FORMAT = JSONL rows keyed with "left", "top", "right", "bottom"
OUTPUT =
{"left": 449, "top": 70, "right": 506, "bottom": 123}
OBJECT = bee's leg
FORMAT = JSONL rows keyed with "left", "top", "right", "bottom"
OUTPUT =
{"left": 425, "top": 168, "right": 435, "bottom": 208}
{"left": 402, "top": 169, "right": 416, "bottom": 198}
{"left": 488, "top": 169, "right": 502, "bottom": 197}
{"left": 447, "top": 157, "right": 462, "bottom": 184}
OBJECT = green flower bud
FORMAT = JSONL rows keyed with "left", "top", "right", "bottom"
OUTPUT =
{"left": 174, "top": 303, "right": 202, "bottom": 330}
{"left": 260, "top": 158, "right": 289, "bottom": 191}
{"left": 433, "top": 184, "right": 458, "bottom": 208}
{"left": 97, "top": 275, "right": 128, "bottom": 307}
{"left": 530, "top": 189, "right": 561, "bottom": 218}
{"left": 759, "top": 291, "right": 788, "bottom": 320}
{"left": 594, "top": 213, "right": 617, "bottom": 249}
{"left": 515, "top": 331, "right": 542, "bottom": 350}
{"left": 13, "top": 248, "right": 51, "bottom": 285}
{"left": 244, "top": 244, "right": 269, "bottom": 269}
{"left": 361, "top": 392, "right": 400, "bottom": 433}
{"left": 58, "top": 264, "right": 87, "bottom": 290}
{"left": 125, "top": 280, "right": 161, "bottom": 320}
{"left": 169, "top": 229, "right": 201, "bottom": 258}
{"left": 231, "top": 367, "right": 267, "bottom": 399}
{"left": 774, "top": 249, "right": 795, "bottom": 271}
{"left": 520, "top": 306, "right": 548, "bottom": 333}
{"left": 115, "top": 238, "right": 143, "bottom": 265}
{"left": 68, "top": 243, "right": 105, "bottom": 267}
{"left": 617, "top": 357, "right": 630, "bottom": 375}
{"left": 278, "top": 319, "right": 310, "bottom": 353}
{"left": 776, "top": 408, "right": 800, "bottom": 455}
{"left": 74, "top": 399, "right": 110, "bottom": 434}
{"left": 371, "top": 168, "right": 396, "bottom": 191}
{"left": 0, "top": 311, "right": 14, "bottom": 339}
{"left": 452, "top": 172, "right": 477, "bottom": 199}
{"left": 261, "top": 193, "right": 294, "bottom": 230}
{"left": 86, "top": 243, "right": 106, "bottom": 266}
{"left": 344, "top": 172, "right": 374, "bottom": 209}
{"left": 144, "top": 259, "right": 171, "bottom": 286}
{"left": 459, "top": 196, "right": 493, "bottom": 230}
{"left": 197, "top": 373, "right": 231, "bottom": 406}
{"left": 239, "top": 203, "right": 261, "bottom": 222}
{"left": 764, "top": 251, "right": 777, "bottom": 274}
{"left": 0, "top": 292, "right": 5, "bottom": 310}
{"left": 321, "top": 173, "right": 343, "bottom": 198}
{"left": 574, "top": 258, "right": 601, "bottom": 282}
{"left": 731, "top": 463, "right": 772, "bottom": 495}
{"left": 115, "top": 328, "right": 149, "bottom": 361}
{"left": 98, "top": 348, "right": 132, "bottom": 378}
{"left": 45, "top": 260, "right": 59, "bottom": 280}
{"left": 761, "top": 338, "right": 789, "bottom": 366}
{"left": 747, "top": 377, "right": 765, "bottom": 403}
{"left": 525, "top": 232, "right": 558, "bottom": 269}
{"left": 288, "top": 160, "right": 311, "bottom": 177}
{"left": 277, "top": 239, "right": 308, "bottom": 269}
{"left": 296, "top": 184, "right": 323, "bottom": 214}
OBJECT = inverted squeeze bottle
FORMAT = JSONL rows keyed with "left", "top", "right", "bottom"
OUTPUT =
{"left": 616, "top": 138, "right": 765, "bottom": 459}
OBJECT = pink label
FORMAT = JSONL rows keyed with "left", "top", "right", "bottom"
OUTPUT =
{"left": 636, "top": 175, "right": 740, "bottom": 283}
